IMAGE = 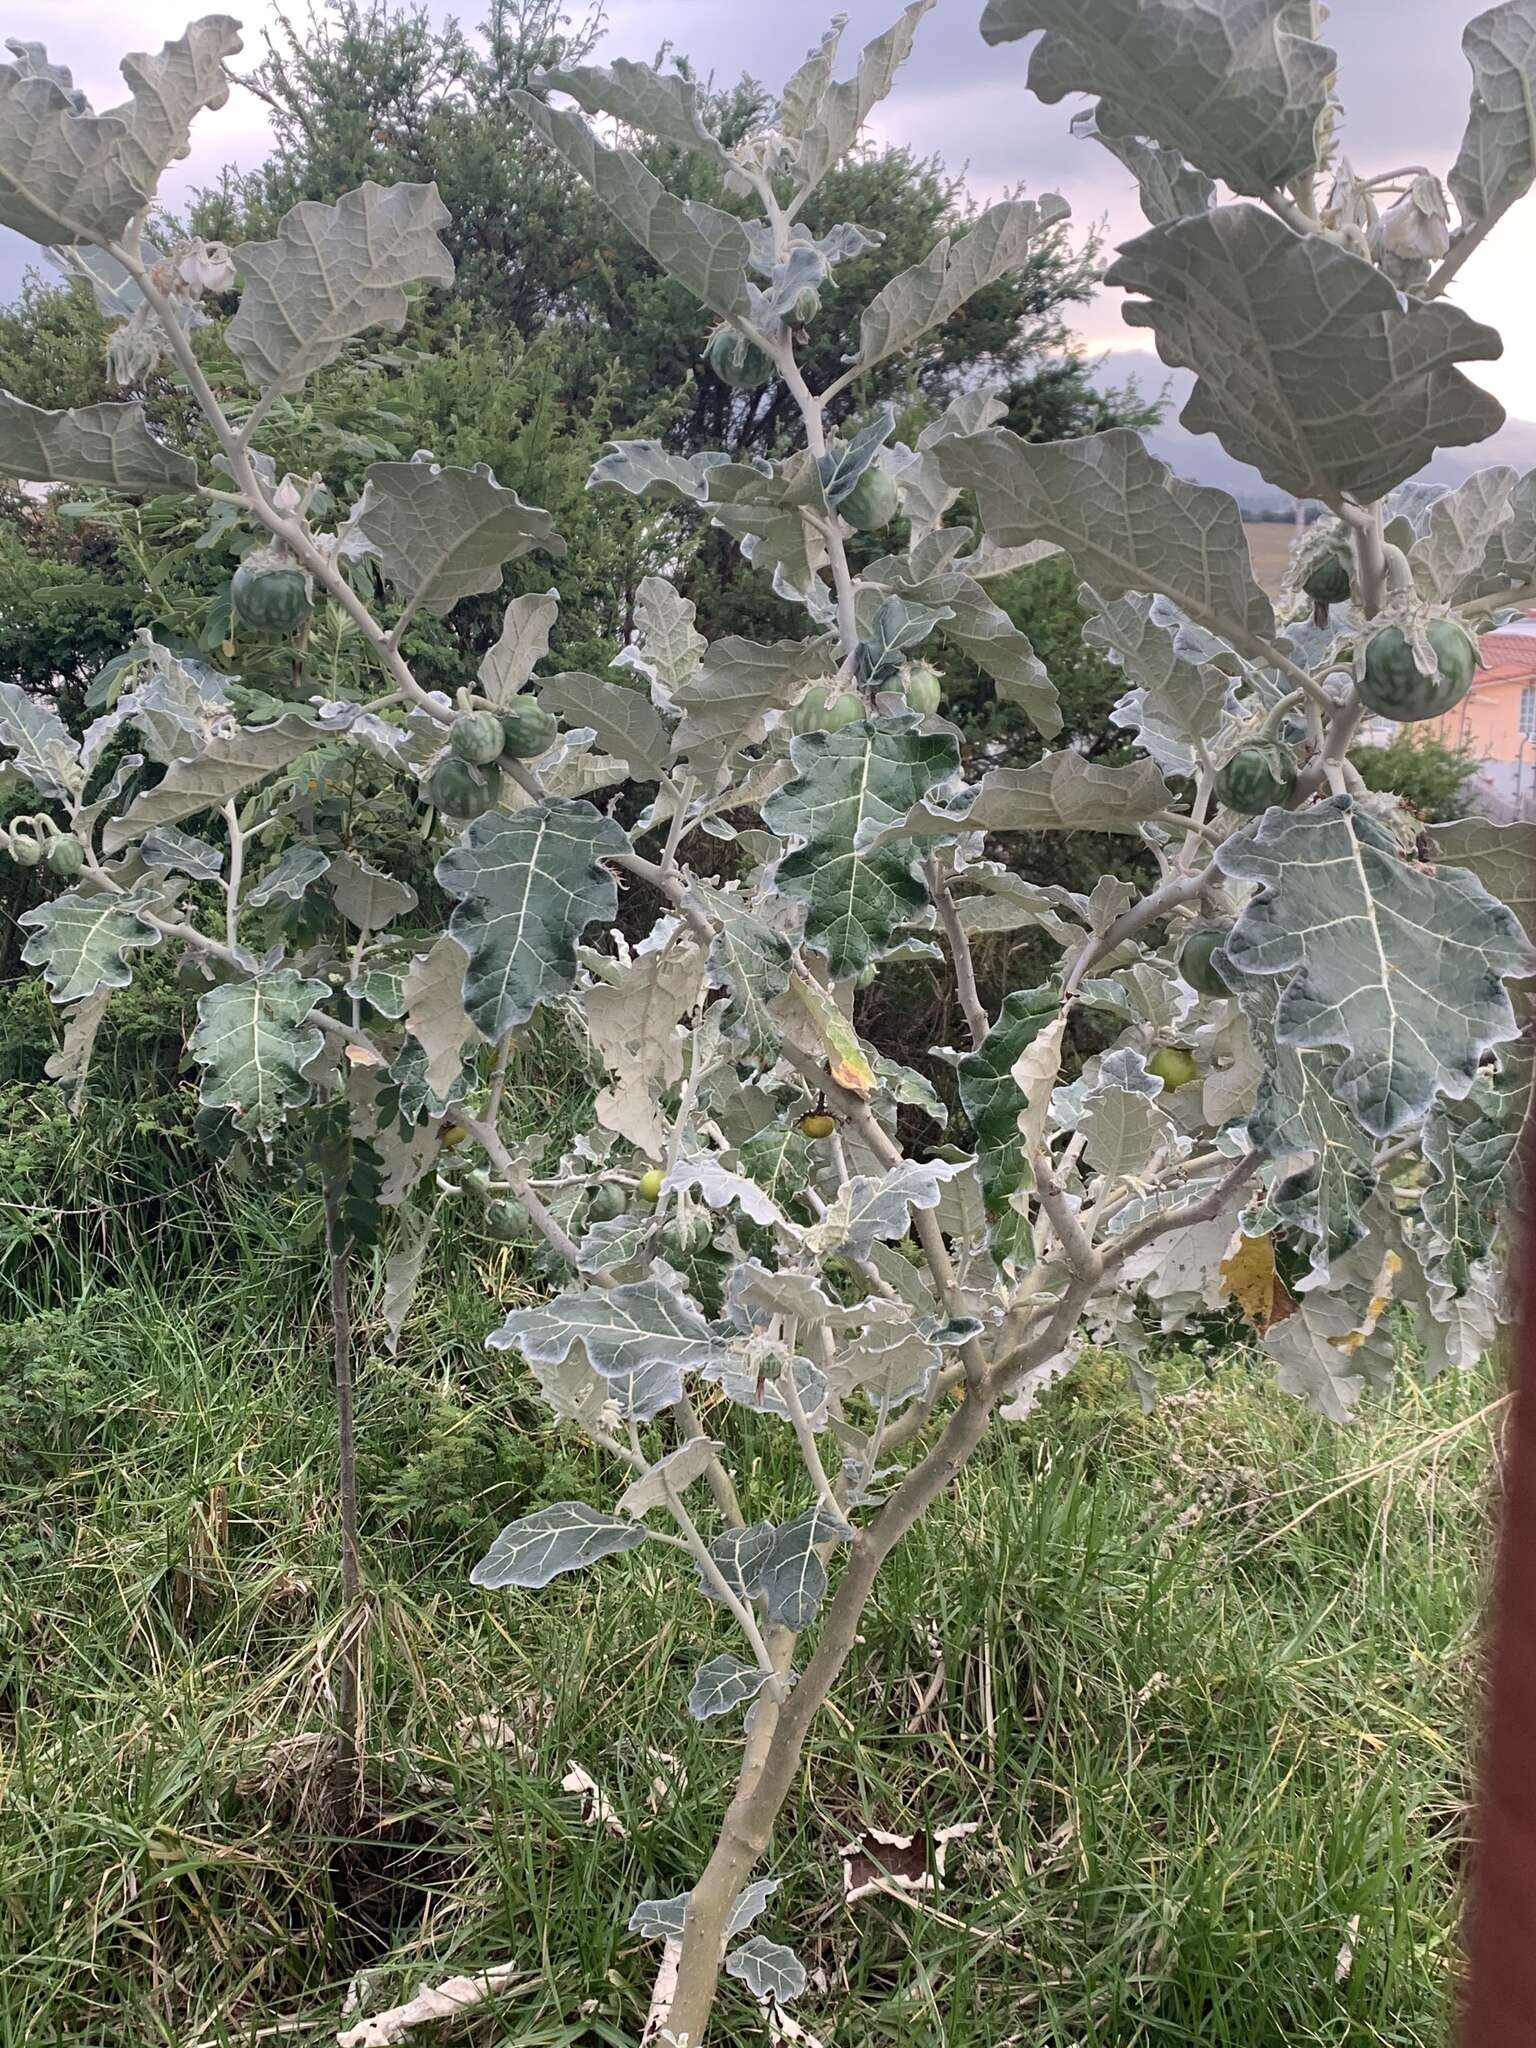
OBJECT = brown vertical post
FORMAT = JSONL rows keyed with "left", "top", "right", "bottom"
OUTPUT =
{"left": 1461, "top": 1229, "right": 1536, "bottom": 2045}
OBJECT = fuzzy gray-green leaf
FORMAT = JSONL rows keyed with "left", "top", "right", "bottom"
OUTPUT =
{"left": 1450, "top": 1, "right": 1536, "bottom": 232}
{"left": 227, "top": 181, "right": 455, "bottom": 393}
{"left": 19, "top": 886, "right": 162, "bottom": 1004}
{"left": 982, "top": 0, "right": 1333, "bottom": 197}
{"left": 470, "top": 1501, "right": 648, "bottom": 1590}
{"left": 189, "top": 969, "right": 328, "bottom": 1141}
{"left": 1216, "top": 796, "right": 1534, "bottom": 1138}
{"left": 0, "top": 393, "right": 196, "bottom": 491}
{"left": 762, "top": 719, "right": 960, "bottom": 975}
{"left": 354, "top": 455, "right": 564, "bottom": 615}
{"left": 1106, "top": 207, "right": 1505, "bottom": 507}
{"left": 935, "top": 427, "right": 1274, "bottom": 643}
{"left": 436, "top": 800, "right": 627, "bottom": 1040}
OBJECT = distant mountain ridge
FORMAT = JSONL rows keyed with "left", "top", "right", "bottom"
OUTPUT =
{"left": 1087, "top": 350, "right": 1536, "bottom": 514}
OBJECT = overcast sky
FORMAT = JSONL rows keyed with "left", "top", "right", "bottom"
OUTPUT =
{"left": 7, "top": 0, "right": 1533, "bottom": 420}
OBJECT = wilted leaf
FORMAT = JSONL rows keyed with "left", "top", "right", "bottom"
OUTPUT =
{"left": 585, "top": 934, "right": 706, "bottom": 1159}
{"left": 1219, "top": 1233, "right": 1295, "bottom": 1332}
{"left": 1106, "top": 206, "right": 1504, "bottom": 505}
{"left": 1216, "top": 796, "right": 1533, "bottom": 1136}
{"left": 480, "top": 590, "right": 559, "bottom": 705}
{"left": 662, "top": 1154, "right": 786, "bottom": 1229}
{"left": 189, "top": 970, "right": 328, "bottom": 1141}
{"left": 809, "top": 1158, "right": 966, "bottom": 1262}
{"left": 1082, "top": 117, "right": 1216, "bottom": 227}
{"left": 470, "top": 1501, "right": 648, "bottom": 1589}
{"left": 618, "top": 1437, "right": 723, "bottom": 1517}
{"left": 227, "top": 181, "right": 454, "bottom": 392}
{"left": 783, "top": 968, "right": 878, "bottom": 1096}
{"left": 400, "top": 934, "right": 474, "bottom": 1101}
{"left": 436, "top": 800, "right": 628, "bottom": 1040}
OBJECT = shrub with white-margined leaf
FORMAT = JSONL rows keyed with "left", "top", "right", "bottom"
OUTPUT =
{"left": 1, "top": 4, "right": 1532, "bottom": 2039}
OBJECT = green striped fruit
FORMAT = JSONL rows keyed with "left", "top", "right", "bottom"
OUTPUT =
{"left": 1179, "top": 927, "right": 1231, "bottom": 997}
{"left": 499, "top": 704, "right": 559, "bottom": 759}
{"left": 840, "top": 463, "right": 899, "bottom": 531}
{"left": 450, "top": 710, "right": 507, "bottom": 765}
{"left": 902, "top": 661, "right": 942, "bottom": 714}
{"left": 425, "top": 757, "right": 501, "bottom": 818}
{"left": 706, "top": 326, "right": 775, "bottom": 390}
{"left": 230, "top": 558, "right": 311, "bottom": 633}
{"left": 1359, "top": 619, "right": 1477, "bottom": 723}
{"left": 1215, "top": 742, "right": 1297, "bottom": 815}
{"left": 790, "top": 686, "right": 863, "bottom": 735}
{"left": 46, "top": 836, "right": 86, "bottom": 880}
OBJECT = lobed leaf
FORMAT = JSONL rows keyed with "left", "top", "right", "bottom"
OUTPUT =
{"left": 188, "top": 970, "right": 329, "bottom": 1142}
{"left": 354, "top": 455, "right": 564, "bottom": 615}
{"left": 1449, "top": 1, "right": 1536, "bottom": 232}
{"left": 935, "top": 427, "right": 1273, "bottom": 643}
{"left": 1216, "top": 796, "right": 1534, "bottom": 1138}
{"left": 688, "top": 1654, "right": 770, "bottom": 1722}
{"left": 1106, "top": 206, "right": 1505, "bottom": 507}
{"left": 0, "top": 392, "right": 196, "bottom": 491}
{"left": 982, "top": 0, "right": 1333, "bottom": 197}
{"left": 436, "top": 800, "right": 628, "bottom": 1040}
{"left": 762, "top": 719, "right": 961, "bottom": 975}
{"left": 20, "top": 886, "right": 162, "bottom": 1004}
{"left": 227, "top": 181, "right": 454, "bottom": 392}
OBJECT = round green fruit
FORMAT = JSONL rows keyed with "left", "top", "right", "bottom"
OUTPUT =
{"left": 798, "top": 1111, "right": 837, "bottom": 1140}
{"left": 1148, "top": 1045, "right": 1198, "bottom": 1091}
{"left": 839, "top": 463, "right": 899, "bottom": 532}
{"left": 499, "top": 704, "right": 559, "bottom": 759}
{"left": 484, "top": 1197, "right": 526, "bottom": 1241}
{"left": 791, "top": 686, "right": 864, "bottom": 736}
{"left": 665, "top": 1215, "right": 714, "bottom": 1258}
{"left": 585, "top": 1184, "right": 627, "bottom": 1224}
{"left": 45, "top": 836, "right": 86, "bottom": 880}
{"left": 230, "top": 558, "right": 311, "bottom": 634}
{"left": 636, "top": 1167, "right": 665, "bottom": 1204}
{"left": 1215, "top": 742, "right": 1298, "bottom": 815}
{"left": 425, "top": 757, "right": 502, "bottom": 819}
{"left": 1358, "top": 619, "right": 1477, "bottom": 723}
{"left": 902, "top": 661, "right": 942, "bottom": 715}
{"left": 8, "top": 833, "right": 42, "bottom": 869}
{"left": 450, "top": 710, "right": 506, "bottom": 765}
{"left": 1302, "top": 555, "right": 1351, "bottom": 608}
{"left": 1179, "top": 928, "right": 1231, "bottom": 997}
{"left": 706, "top": 325, "right": 776, "bottom": 390}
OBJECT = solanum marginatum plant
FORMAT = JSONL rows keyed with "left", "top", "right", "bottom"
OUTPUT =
{"left": 3, "top": 2, "right": 1535, "bottom": 2038}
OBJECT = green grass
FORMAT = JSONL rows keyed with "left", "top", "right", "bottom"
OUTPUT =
{"left": 0, "top": 1190, "right": 1498, "bottom": 2048}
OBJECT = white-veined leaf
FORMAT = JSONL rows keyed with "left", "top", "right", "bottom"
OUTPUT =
{"left": 436, "top": 800, "right": 628, "bottom": 1040}
{"left": 489, "top": 1276, "right": 731, "bottom": 1420}
{"left": 725, "top": 1936, "right": 807, "bottom": 2005}
{"left": 1450, "top": 1, "right": 1536, "bottom": 233}
{"left": 1216, "top": 795, "right": 1534, "bottom": 1137}
{"left": 470, "top": 1501, "right": 648, "bottom": 1589}
{"left": 188, "top": 970, "right": 328, "bottom": 1141}
{"left": 19, "top": 886, "right": 161, "bottom": 1003}
{"left": 688, "top": 1654, "right": 771, "bottom": 1722}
